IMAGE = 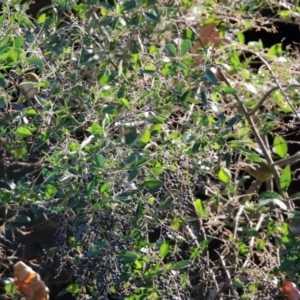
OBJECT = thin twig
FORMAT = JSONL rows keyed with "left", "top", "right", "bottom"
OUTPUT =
{"left": 243, "top": 49, "right": 300, "bottom": 123}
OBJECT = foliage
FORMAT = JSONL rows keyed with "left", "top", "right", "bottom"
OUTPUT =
{"left": 0, "top": 0, "right": 300, "bottom": 299}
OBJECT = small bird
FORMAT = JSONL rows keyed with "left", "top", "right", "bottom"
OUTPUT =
{"left": 16, "top": 72, "right": 39, "bottom": 104}
{"left": 245, "top": 159, "right": 281, "bottom": 182}
{"left": 287, "top": 216, "right": 300, "bottom": 237}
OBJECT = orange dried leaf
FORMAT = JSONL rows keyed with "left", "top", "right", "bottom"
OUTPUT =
{"left": 13, "top": 261, "right": 49, "bottom": 300}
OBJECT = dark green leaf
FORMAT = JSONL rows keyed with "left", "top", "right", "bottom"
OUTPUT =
{"left": 120, "top": 1, "right": 136, "bottom": 12}
{"left": 172, "top": 260, "right": 192, "bottom": 270}
{"left": 205, "top": 68, "right": 218, "bottom": 85}
{"left": 0, "top": 72, "right": 7, "bottom": 88}
{"left": 164, "top": 43, "right": 176, "bottom": 57}
{"left": 27, "top": 57, "right": 45, "bottom": 72}
{"left": 143, "top": 12, "right": 159, "bottom": 23}
{"left": 87, "top": 179, "right": 95, "bottom": 195}
{"left": 94, "top": 154, "right": 104, "bottom": 168}
{"left": 200, "top": 90, "right": 207, "bottom": 106}
{"left": 119, "top": 251, "right": 138, "bottom": 263}
{"left": 142, "top": 179, "right": 163, "bottom": 190}
{"left": 135, "top": 200, "right": 143, "bottom": 221}
{"left": 128, "top": 168, "right": 139, "bottom": 181}
{"left": 226, "top": 114, "right": 243, "bottom": 128}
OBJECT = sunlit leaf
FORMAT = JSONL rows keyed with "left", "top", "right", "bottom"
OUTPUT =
{"left": 138, "top": 128, "right": 151, "bottom": 147}
{"left": 159, "top": 242, "right": 169, "bottom": 259}
{"left": 194, "top": 199, "right": 207, "bottom": 218}
{"left": 280, "top": 164, "right": 291, "bottom": 192}
{"left": 15, "top": 126, "right": 32, "bottom": 138}
{"left": 273, "top": 135, "right": 287, "bottom": 158}
{"left": 218, "top": 167, "right": 231, "bottom": 183}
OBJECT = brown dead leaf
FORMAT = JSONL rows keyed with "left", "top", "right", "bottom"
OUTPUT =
{"left": 191, "top": 23, "right": 225, "bottom": 66}
{"left": 14, "top": 261, "right": 49, "bottom": 300}
{"left": 282, "top": 280, "right": 300, "bottom": 300}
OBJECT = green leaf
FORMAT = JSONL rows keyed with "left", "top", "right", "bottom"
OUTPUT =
{"left": 99, "top": 70, "right": 111, "bottom": 85}
{"left": 180, "top": 39, "right": 191, "bottom": 56}
{"left": 119, "top": 251, "right": 138, "bottom": 263}
{"left": 172, "top": 260, "right": 192, "bottom": 270}
{"left": 94, "top": 154, "right": 104, "bottom": 168}
{"left": 135, "top": 200, "right": 143, "bottom": 221}
{"left": 237, "top": 32, "right": 245, "bottom": 44}
{"left": 257, "top": 199, "right": 287, "bottom": 210}
{"left": 45, "top": 184, "right": 57, "bottom": 199}
{"left": 273, "top": 135, "right": 287, "bottom": 158}
{"left": 87, "top": 179, "right": 95, "bottom": 195}
{"left": 233, "top": 277, "right": 245, "bottom": 288}
{"left": 128, "top": 167, "right": 139, "bottom": 181}
{"left": 138, "top": 128, "right": 151, "bottom": 147}
{"left": 205, "top": 68, "right": 218, "bottom": 85}
{"left": 15, "top": 126, "right": 32, "bottom": 138}
{"left": 142, "top": 179, "right": 163, "bottom": 190}
{"left": 200, "top": 90, "right": 207, "bottom": 106}
{"left": 180, "top": 90, "right": 191, "bottom": 103}
{"left": 193, "top": 199, "right": 207, "bottom": 218}
{"left": 219, "top": 85, "right": 237, "bottom": 94}
{"left": 119, "top": 98, "right": 130, "bottom": 109}
{"left": 143, "top": 12, "right": 159, "bottom": 23}
{"left": 218, "top": 167, "right": 231, "bottom": 183}
{"left": 24, "top": 108, "right": 38, "bottom": 117}
{"left": 14, "top": 36, "right": 23, "bottom": 49}
{"left": 66, "top": 283, "right": 81, "bottom": 294}
{"left": 119, "top": 0, "right": 136, "bottom": 12}
{"left": 259, "top": 191, "right": 282, "bottom": 200}
{"left": 88, "top": 123, "right": 103, "bottom": 137}
{"left": 268, "top": 43, "right": 282, "bottom": 57}
{"left": 100, "top": 182, "right": 110, "bottom": 193}
{"left": 27, "top": 57, "right": 45, "bottom": 72}
{"left": 4, "top": 281, "right": 15, "bottom": 293}
{"left": 226, "top": 114, "right": 243, "bottom": 127}
{"left": 230, "top": 54, "right": 241, "bottom": 67}
{"left": 0, "top": 72, "right": 7, "bottom": 88}
{"left": 0, "top": 15, "right": 6, "bottom": 26}
{"left": 257, "top": 239, "right": 266, "bottom": 251}
{"left": 164, "top": 43, "right": 176, "bottom": 57}
{"left": 190, "top": 247, "right": 201, "bottom": 260}
{"left": 237, "top": 242, "right": 248, "bottom": 256}
{"left": 92, "top": 203, "right": 101, "bottom": 211}
{"left": 37, "top": 13, "right": 47, "bottom": 24}
{"left": 159, "top": 242, "right": 169, "bottom": 259}
{"left": 280, "top": 164, "right": 291, "bottom": 192}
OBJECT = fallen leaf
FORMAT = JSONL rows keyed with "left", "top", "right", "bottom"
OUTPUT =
{"left": 282, "top": 280, "right": 300, "bottom": 300}
{"left": 14, "top": 261, "right": 49, "bottom": 300}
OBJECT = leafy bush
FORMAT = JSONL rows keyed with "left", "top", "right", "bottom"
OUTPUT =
{"left": 1, "top": 0, "right": 300, "bottom": 299}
